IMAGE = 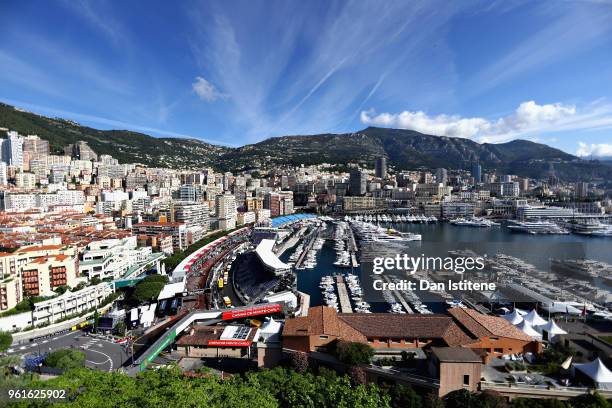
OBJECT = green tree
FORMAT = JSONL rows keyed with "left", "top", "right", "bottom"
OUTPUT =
{"left": 479, "top": 390, "right": 509, "bottom": 408}
{"left": 443, "top": 389, "right": 480, "bottom": 408}
{"left": 93, "top": 309, "right": 100, "bottom": 331}
{"left": 239, "top": 367, "right": 389, "bottom": 408}
{"left": 44, "top": 349, "right": 86, "bottom": 370}
{"left": 389, "top": 384, "right": 422, "bottom": 408}
{"left": 511, "top": 398, "right": 568, "bottom": 408}
{"left": 141, "top": 274, "right": 169, "bottom": 284}
{"left": 0, "top": 330, "right": 12, "bottom": 352}
{"left": 424, "top": 393, "right": 445, "bottom": 408}
{"left": 336, "top": 341, "right": 374, "bottom": 366}
{"left": 1, "top": 354, "right": 32, "bottom": 389}
{"left": 132, "top": 281, "right": 166, "bottom": 304}
{"left": 569, "top": 392, "right": 611, "bottom": 408}
{"left": 114, "top": 320, "right": 127, "bottom": 337}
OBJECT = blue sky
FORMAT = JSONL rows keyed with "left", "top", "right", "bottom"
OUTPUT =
{"left": 1, "top": 1, "right": 612, "bottom": 156}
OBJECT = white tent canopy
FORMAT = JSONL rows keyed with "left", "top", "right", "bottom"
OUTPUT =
{"left": 261, "top": 317, "right": 282, "bottom": 334}
{"left": 502, "top": 309, "right": 524, "bottom": 325}
{"left": 541, "top": 302, "right": 581, "bottom": 315}
{"left": 515, "top": 308, "right": 528, "bottom": 316}
{"left": 540, "top": 319, "right": 567, "bottom": 335}
{"left": 573, "top": 358, "right": 612, "bottom": 390}
{"left": 257, "top": 317, "right": 283, "bottom": 342}
{"left": 515, "top": 320, "right": 542, "bottom": 339}
{"left": 523, "top": 309, "right": 548, "bottom": 327}
{"left": 538, "top": 319, "right": 568, "bottom": 342}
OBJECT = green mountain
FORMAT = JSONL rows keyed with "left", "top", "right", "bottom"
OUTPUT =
{"left": 0, "top": 103, "right": 229, "bottom": 168}
{"left": 1, "top": 102, "right": 610, "bottom": 182}
{"left": 223, "top": 127, "right": 610, "bottom": 182}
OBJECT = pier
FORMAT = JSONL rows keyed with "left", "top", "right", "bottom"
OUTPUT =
{"left": 275, "top": 226, "right": 306, "bottom": 256}
{"left": 335, "top": 275, "right": 353, "bottom": 313}
{"left": 347, "top": 223, "right": 359, "bottom": 267}
{"left": 382, "top": 275, "right": 414, "bottom": 314}
{"left": 351, "top": 253, "right": 359, "bottom": 268}
{"left": 294, "top": 227, "right": 320, "bottom": 269}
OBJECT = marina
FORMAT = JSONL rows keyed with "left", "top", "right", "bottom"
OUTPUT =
{"left": 284, "top": 218, "right": 612, "bottom": 318}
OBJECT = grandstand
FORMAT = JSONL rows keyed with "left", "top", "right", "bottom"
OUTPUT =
{"left": 270, "top": 213, "right": 317, "bottom": 228}
{"left": 232, "top": 252, "right": 281, "bottom": 303}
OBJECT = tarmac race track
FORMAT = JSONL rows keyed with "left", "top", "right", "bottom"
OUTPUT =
{"left": 5, "top": 331, "right": 130, "bottom": 372}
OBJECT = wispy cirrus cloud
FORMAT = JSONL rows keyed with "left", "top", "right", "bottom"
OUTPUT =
{"left": 60, "top": 0, "right": 129, "bottom": 45}
{"left": 1, "top": 98, "right": 232, "bottom": 146}
{"left": 466, "top": 3, "right": 612, "bottom": 97}
{"left": 361, "top": 100, "right": 612, "bottom": 143}
{"left": 186, "top": 0, "right": 468, "bottom": 141}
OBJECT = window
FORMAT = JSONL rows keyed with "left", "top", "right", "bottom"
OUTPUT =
{"left": 494, "top": 348, "right": 503, "bottom": 353}
{"left": 463, "top": 375, "right": 470, "bottom": 386}
{"left": 319, "top": 335, "right": 328, "bottom": 339}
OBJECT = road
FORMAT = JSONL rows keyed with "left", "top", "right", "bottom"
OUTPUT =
{"left": 5, "top": 331, "right": 130, "bottom": 372}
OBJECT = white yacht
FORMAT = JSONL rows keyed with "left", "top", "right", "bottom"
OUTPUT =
{"left": 388, "top": 303, "right": 406, "bottom": 314}
{"left": 507, "top": 220, "right": 569, "bottom": 234}
{"left": 450, "top": 217, "right": 500, "bottom": 227}
{"left": 590, "top": 229, "right": 612, "bottom": 237}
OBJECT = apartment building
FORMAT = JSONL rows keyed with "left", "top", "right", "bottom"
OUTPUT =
{"left": 79, "top": 236, "right": 152, "bottom": 280}
{"left": 0, "top": 274, "right": 21, "bottom": 311}
{"left": 132, "top": 222, "right": 187, "bottom": 251}
{"left": 173, "top": 201, "right": 209, "bottom": 229}
{"left": 237, "top": 211, "right": 256, "bottom": 225}
{"left": 265, "top": 192, "right": 294, "bottom": 217}
{"left": 0, "top": 282, "right": 115, "bottom": 332}
{"left": 21, "top": 254, "right": 79, "bottom": 297}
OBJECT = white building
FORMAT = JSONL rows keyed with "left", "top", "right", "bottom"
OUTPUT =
{"left": 1, "top": 131, "right": 24, "bottom": 167}
{"left": 174, "top": 201, "right": 209, "bottom": 229}
{"left": 489, "top": 182, "right": 520, "bottom": 197}
{"left": 237, "top": 211, "right": 256, "bottom": 225}
{"left": 216, "top": 193, "right": 237, "bottom": 230}
{"left": 79, "top": 236, "right": 152, "bottom": 280}
{"left": 0, "top": 282, "right": 115, "bottom": 332}
{"left": 516, "top": 205, "right": 577, "bottom": 219}
{"left": 0, "top": 192, "right": 37, "bottom": 212}
{"left": 15, "top": 172, "right": 36, "bottom": 189}
{"left": 0, "top": 162, "right": 7, "bottom": 185}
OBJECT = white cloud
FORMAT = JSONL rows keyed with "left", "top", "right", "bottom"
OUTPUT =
{"left": 361, "top": 100, "right": 612, "bottom": 143}
{"left": 576, "top": 142, "right": 612, "bottom": 157}
{"left": 192, "top": 76, "right": 227, "bottom": 102}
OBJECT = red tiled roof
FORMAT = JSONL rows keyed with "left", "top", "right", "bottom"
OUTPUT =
{"left": 447, "top": 307, "right": 533, "bottom": 342}
{"left": 282, "top": 306, "right": 366, "bottom": 342}
{"left": 338, "top": 313, "right": 472, "bottom": 346}
{"left": 282, "top": 306, "right": 472, "bottom": 346}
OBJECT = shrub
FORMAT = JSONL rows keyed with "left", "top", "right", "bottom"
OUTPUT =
{"left": 0, "top": 331, "right": 12, "bottom": 352}
{"left": 335, "top": 341, "right": 374, "bottom": 366}
{"left": 44, "top": 349, "right": 85, "bottom": 370}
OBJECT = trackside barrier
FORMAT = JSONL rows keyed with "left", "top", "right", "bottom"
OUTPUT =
{"left": 135, "top": 302, "right": 284, "bottom": 371}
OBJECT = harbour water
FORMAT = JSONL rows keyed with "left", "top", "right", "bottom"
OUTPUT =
{"left": 283, "top": 221, "right": 612, "bottom": 313}
{"left": 387, "top": 221, "right": 612, "bottom": 285}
